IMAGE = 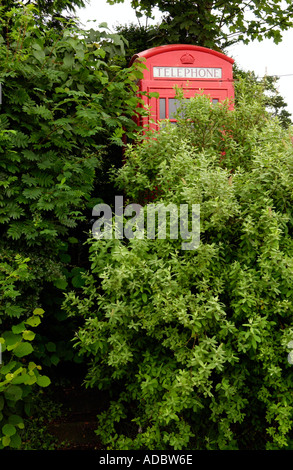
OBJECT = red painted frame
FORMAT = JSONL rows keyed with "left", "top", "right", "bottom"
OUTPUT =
{"left": 130, "top": 44, "right": 234, "bottom": 130}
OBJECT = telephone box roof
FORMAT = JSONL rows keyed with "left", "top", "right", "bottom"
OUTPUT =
{"left": 129, "top": 44, "right": 234, "bottom": 66}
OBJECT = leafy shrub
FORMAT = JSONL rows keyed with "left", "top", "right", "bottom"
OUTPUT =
{"left": 0, "top": 255, "right": 50, "bottom": 449}
{"left": 0, "top": 4, "right": 147, "bottom": 446}
{"left": 63, "top": 82, "right": 293, "bottom": 450}
{"left": 0, "top": 5, "right": 144, "bottom": 248}
{"left": 0, "top": 5, "right": 147, "bottom": 367}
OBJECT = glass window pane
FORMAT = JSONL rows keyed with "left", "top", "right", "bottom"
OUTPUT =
{"left": 169, "top": 98, "right": 181, "bottom": 119}
{"left": 212, "top": 98, "right": 219, "bottom": 104}
{"left": 159, "top": 98, "right": 166, "bottom": 119}
{"left": 169, "top": 98, "right": 189, "bottom": 119}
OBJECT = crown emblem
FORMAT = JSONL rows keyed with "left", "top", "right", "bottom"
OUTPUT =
{"left": 180, "top": 53, "right": 195, "bottom": 64}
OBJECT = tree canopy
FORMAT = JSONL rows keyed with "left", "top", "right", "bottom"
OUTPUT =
{"left": 108, "top": 0, "right": 293, "bottom": 48}
{"left": 1, "top": 0, "right": 88, "bottom": 27}
{"left": 1, "top": 0, "right": 87, "bottom": 14}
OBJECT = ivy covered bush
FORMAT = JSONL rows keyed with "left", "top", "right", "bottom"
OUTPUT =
{"left": 63, "top": 80, "right": 293, "bottom": 450}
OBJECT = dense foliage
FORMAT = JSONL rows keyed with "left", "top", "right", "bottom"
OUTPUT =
{"left": 233, "top": 67, "right": 292, "bottom": 129}
{"left": 0, "top": 255, "right": 50, "bottom": 449}
{"left": 0, "top": 4, "right": 146, "bottom": 448}
{"left": 2, "top": 0, "right": 293, "bottom": 452}
{"left": 108, "top": 0, "right": 293, "bottom": 48}
{"left": 63, "top": 81, "right": 293, "bottom": 450}
{"left": 1, "top": 0, "right": 88, "bottom": 27}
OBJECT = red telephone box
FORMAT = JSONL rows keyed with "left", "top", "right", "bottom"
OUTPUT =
{"left": 129, "top": 44, "right": 234, "bottom": 130}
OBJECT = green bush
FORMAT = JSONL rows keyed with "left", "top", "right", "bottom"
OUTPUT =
{"left": 63, "top": 81, "right": 293, "bottom": 450}
{"left": 0, "top": 4, "right": 147, "bottom": 447}
{"left": 0, "top": 5, "right": 146, "bottom": 366}
{"left": 0, "top": 255, "right": 50, "bottom": 449}
{"left": 0, "top": 5, "right": 144, "bottom": 248}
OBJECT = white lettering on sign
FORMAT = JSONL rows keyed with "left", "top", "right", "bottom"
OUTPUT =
{"left": 153, "top": 66, "right": 222, "bottom": 79}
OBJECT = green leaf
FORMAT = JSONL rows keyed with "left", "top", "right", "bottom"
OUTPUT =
{"left": 33, "top": 49, "right": 45, "bottom": 62}
{"left": 12, "top": 322, "right": 25, "bottom": 334}
{"left": 13, "top": 342, "right": 34, "bottom": 358}
{"left": 53, "top": 278, "right": 68, "bottom": 290}
{"left": 22, "top": 330, "right": 36, "bottom": 341}
{"left": 148, "top": 92, "right": 160, "bottom": 98}
{"left": 0, "top": 362, "right": 16, "bottom": 375}
{"left": 2, "top": 424, "right": 16, "bottom": 437}
{"left": 99, "top": 22, "right": 109, "bottom": 28}
{"left": 50, "top": 354, "right": 60, "bottom": 366}
{"left": 2, "top": 436, "right": 11, "bottom": 447}
{"left": 68, "top": 237, "right": 78, "bottom": 244}
{"left": 33, "top": 308, "right": 45, "bottom": 316}
{"left": 12, "top": 373, "right": 31, "bottom": 385}
{"left": 36, "top": 375, "right": 51, "bottom": 387}
{"left": 3, "top": 332, "right": 21, "bottom": 347}
{"left": 71, "top": 275, "right": 85, "bottom": 288}
{"left": 26, "top": 316, "right": 41, "bottom": 327}
{"left": 5, "top": 306, "right": 25, "bottom": 318}
{"left": 45, "top": 342, "right": 56, "bottom": 352}
{"left": 8, "top": 415, "right": 24, "bottom": 427}
{"left": 9, "top": 433, "right": 21, "bottom": 448}
{"left": 63, "top": 52, "right": 75, "bottom": 68}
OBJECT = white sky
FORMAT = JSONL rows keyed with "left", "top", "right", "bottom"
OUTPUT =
{"left": 76, "top": 0, "right": 293, "bottom": 118}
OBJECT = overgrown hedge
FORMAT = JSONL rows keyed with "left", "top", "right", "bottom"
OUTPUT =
{"left": 64, "top": 81, "right": 293, "bottom": 450}
{"left": 0, "top": 4, "right": 145, "bottom": 449}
